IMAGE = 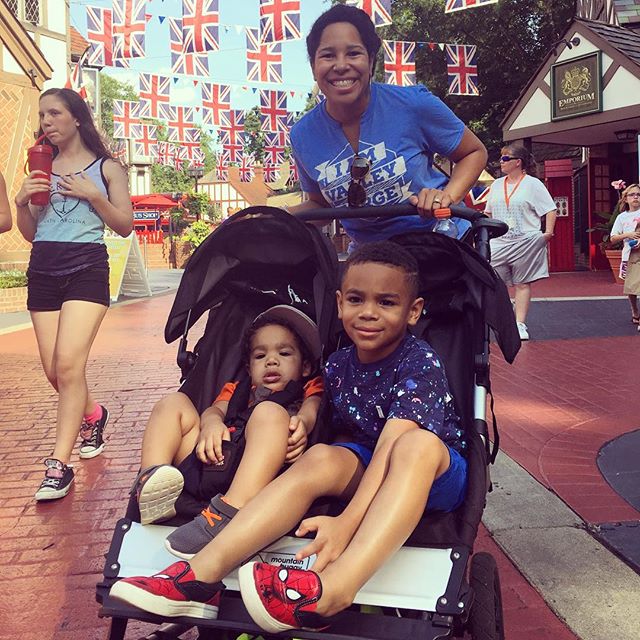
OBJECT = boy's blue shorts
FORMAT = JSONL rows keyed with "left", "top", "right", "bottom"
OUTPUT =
{"left": 333, "top": 440, "right": 468, "bottom": 513}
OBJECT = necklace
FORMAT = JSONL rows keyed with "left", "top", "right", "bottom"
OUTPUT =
{"left": 503, "top": 173, "right": 526, "bottom": 209}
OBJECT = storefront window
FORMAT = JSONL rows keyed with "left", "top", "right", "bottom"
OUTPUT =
{"left": 24, "top": 0, "right": 40, "bottom": 25}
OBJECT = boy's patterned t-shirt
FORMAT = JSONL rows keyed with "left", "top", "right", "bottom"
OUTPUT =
{"left": 325, "top": 334, "right": 464, "bottom": 453}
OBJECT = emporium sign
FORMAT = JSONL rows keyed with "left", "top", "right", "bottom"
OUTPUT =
{"left": 551, "top": 52, "right": 602, "bottom": 121}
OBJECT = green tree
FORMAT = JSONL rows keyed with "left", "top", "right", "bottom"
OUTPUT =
{"left": 99, "top": 73, "right": 138, "bottom": 138}
{"left": 335, "top": 0, "right": 575, "bottom": 159}
{"left": 243, "top": 106, "right": 266, "bottom": 162}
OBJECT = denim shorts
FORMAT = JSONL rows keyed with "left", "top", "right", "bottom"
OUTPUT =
{"left": 27, "top": 265, "right": 110, "bottom": 311}
{"left": 333, "top": 440, "right": 468, "bottom": 513}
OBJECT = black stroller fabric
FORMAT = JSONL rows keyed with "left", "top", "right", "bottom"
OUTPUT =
{"left": 165, "top": 206, "right": 341, "bottom": 412}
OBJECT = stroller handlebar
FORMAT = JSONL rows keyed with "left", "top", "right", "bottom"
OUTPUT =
{"left": 294, "top": 203, "right": 485, "bottom": 223}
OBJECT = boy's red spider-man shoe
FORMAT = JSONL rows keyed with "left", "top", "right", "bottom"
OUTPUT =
{"left": 238, "top": 561, "right": 328, "bottom": 632}
{"left": 109, "top": 561, "right": 224, "bottom": 619}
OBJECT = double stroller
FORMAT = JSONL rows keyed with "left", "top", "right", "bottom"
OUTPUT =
{"left": 97, "top": 204, "right": 519, "bottom": 640}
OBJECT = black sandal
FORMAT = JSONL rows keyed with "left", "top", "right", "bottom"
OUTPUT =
{"left": 632, "top": 316, "right": 640, "bottom": 325}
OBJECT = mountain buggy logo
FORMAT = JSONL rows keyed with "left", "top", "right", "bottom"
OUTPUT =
{"left": 260, "top": 551, "right": 312, "bottom": 571}
{"left": 315, "top": 141, "right": 412, "bottom": 209}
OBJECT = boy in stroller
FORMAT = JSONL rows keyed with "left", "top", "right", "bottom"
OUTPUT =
{"left": 130, "top": 305, "right": 324, "bottom": 555}
{"left": 110, "top": 240, "right": 468, "bottom": 630}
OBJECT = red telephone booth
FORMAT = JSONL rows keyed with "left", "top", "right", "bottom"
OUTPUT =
{"left": 544, "top": 159, "right": 575, "bottom": 272}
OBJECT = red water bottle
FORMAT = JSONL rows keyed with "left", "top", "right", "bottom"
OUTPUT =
{"left": 27, "top": 135, "right": 53, "bottom": 206}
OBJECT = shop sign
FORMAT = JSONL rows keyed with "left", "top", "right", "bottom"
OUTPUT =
{"left": 551, "top": 52, "right": 602, "bottom": 121}
{"left": 133, "top": 210, "right": 160, "bottom": 220}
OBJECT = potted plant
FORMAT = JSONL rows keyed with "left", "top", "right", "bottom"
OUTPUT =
{"left": 588, "top": 180, "right": 625, "bottom": 282}
{"left": 0, "top": 270, "right": 28, "bottom": 312}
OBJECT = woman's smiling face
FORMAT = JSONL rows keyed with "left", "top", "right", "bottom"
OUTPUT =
{"left": 311, "top": 21, "right": 373, "bottom": 116}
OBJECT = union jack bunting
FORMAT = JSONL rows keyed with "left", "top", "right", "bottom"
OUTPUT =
{"left": 289, "top": 158, "right": 299, "bottom": 184}
{"left": 111, "top": 139, "right": 127, "bottom": 162}
{"left": 165, "top": 106, "right": 196, "bottom": 141}
{"left": 263, "top": 132, "right": 286, "bottom": 165}
{"left": 345, "top": 0, "right": 392, "bottom": 27}
{"left": 134, "top": 124, "right": 158, "bottom": 158}
{"left": 259, "top": 90, "right": 288, "bottom": 133}
{"left": 219, "top": 109, "right": 246, "bottom": 146}
{"left": 169, "top": 18, "right": 210, "bottom": 77}
{"left": 445, "top": 44, "right": 479, "bottom": 96}
{"left": 181, "top": 127, "right": 202, "bottom": 151}
{"left": 65, "top": 53, "right": 89, "bottom": 102}
{"left": 201, "top": 83, "right": 230, "bottom": 127}
{"left": 259, "top": 0, "right": 301, "bottom": 44}
{"left": 187, "top": 147, "right": 206, "bottom": 168}
{"left": 112, "top": 0, "right": 146, "bottom": 59}
{"left": 86, "top": 6, "right": 129, "bottom": 68}
{"left": 263, "top": 164, "right": 280, "bottom": 183}
{"left": 157, "top": 141, "right": 174, "bottom": 166}
{"left": 445, "top": 0, "right": 498, "bottom": 14}
{"left": 246, "top": 28, "right": 282, "bottom": 84}
{"left": 172, "top": 144, "right": 188, "bottom": 170}
{"left": 138, "top": 74, "right": 170, "bottom": 119}
{"left": 220, "top": 131, "right": 244, "bottom": 163}
{"left": 383, "top": 40, "right": 415, "bottom": 86}
{"left": 113, "top": 100, "right": 142, "bottom": 139}
{"left": 182, "top": 0, "right": 220, "bottom": 53}
{"left": 464, "top": 183, "right": 491, "bottom": 208}
{"left": 239, "top": 153, "right": 255, "bottom": 182}
{"left": 216, "top": 151, "right": 230, "bottom": 180}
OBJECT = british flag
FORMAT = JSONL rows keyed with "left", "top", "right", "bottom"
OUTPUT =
{"left": 182, "top": 127, "right": 202, "bottom": 151}
{"left": 263, "top": 164, "right": 280, "bottom": 183}
{"left": 187, "top": 147, "right": 206, "bottom": 168}
{"left": 134, "top": 124, "right": 158, "bottom": 159}
{"left": 445, "top": 44, "right": 479, "bottom": 96}
{"left": 246, "top": 27, "right": 282, "bottom": 84}
{"left": 201, "top": 83, "right": 230, "bottom": 128}
{"left": 345, "top": 0, "right": 392, "bottom": 27}
{"left": 112, "top": 0, "right": 146, "bottom": 59}
{"left": 113, "top": 100, "right": 142, "bottom": 139}
{"left": 383, "top": 40, "right": 415, "bottom": 86}
{"left": 289, "top": 158, "right": 299, "bottom": 185}
{"left": 445, "top": 0, "right": 498, "bottom": 14}
{"left": 260, "top": 90, "right": 288, "bottom": 133}
{"left": 111, "top": 139, "right": 127, "bottom": 162}
{"left": 157, "top": 141, "right": 174, "bottom": 166}
{"left": 263, "top": 132, "right": 286, "bottom": 165}
{"left": 169, "top": 17, "right": 210, "bottom": 77}
{"left": 138, "top": 73, "right": 170, "bottom": 119}
{"left": 182, "top": 0, "right": 219, "bottom": 53}
{"left": 166, "top": 107, "right": 196, "bottom": 142}
{"left": 86, "top": 6, "right": 129, "bottom": 68}
{"left": 220, "top": 130, "right": 244, "bottom": 163}
{"left": 216, "top": 151, "right": 230, "bottom": 180}
{"left": 219, "top": 109, "right": 245, "bottom": 145}
{"left": 239, "top": 152, "right": 255, "bottom": 182}
{"left": 464, "top": 183, "right": 491, "bottom": 209}
{"left": 259, "top": 0, "right": 301, "bottom": 44}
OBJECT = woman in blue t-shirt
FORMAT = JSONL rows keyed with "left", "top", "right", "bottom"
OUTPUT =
{"left": 288, "top": 4, "right": 487, "bottom": 247}
{"left": 15, "top": 88, "right": 132, "bottom": 502}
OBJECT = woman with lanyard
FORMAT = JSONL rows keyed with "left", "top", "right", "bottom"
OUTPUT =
{"left": 484, "top": 144, "right": 557, "bottom": 341}
{"left": 286, "top": 4, "right": 487, "bottom": 247}
{"left": 15, "top": 88, "right": 132, "bottom": 501}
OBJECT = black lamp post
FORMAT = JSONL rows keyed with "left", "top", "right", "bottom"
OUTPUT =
{"left": 187, "top": 165, "right": 205, "bottom": 193}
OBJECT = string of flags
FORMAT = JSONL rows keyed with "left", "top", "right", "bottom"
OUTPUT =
{"left": 77, "top": 0, "right": 497, "bottom": 177}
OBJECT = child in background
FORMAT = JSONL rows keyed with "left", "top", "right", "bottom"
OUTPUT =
{"left": 131, "top": 305, "right": 323, "bottom": 560}
{"left": 623, "top": 221, "right": 640, "bottom": 332}
{"left": 111, "top": 241, "right": 468, "bottom": 629}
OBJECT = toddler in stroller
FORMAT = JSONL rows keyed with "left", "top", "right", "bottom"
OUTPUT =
{"left": 98, "top": 204, "right": 519, "bottom": 640}
{"left": 131, "top": 304, "right": 324, "bottom": 553}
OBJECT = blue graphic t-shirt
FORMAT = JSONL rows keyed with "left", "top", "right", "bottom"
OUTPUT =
{"left": 290, "top": 83, "right": 469, "bottom": 245}
{"left": 325, "top": 334, "right": 465, "bottom": 453}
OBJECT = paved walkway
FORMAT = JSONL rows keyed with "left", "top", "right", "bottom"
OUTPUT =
{"left": 0, "top": 271, "right": 638, "bottom": 639}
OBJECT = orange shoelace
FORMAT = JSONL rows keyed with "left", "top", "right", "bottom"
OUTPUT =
{"left": 202, "top": 506, "right": 223, "bottom": 528}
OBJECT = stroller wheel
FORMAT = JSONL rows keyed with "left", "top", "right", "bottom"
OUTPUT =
{"left": 467, "top": 552, "right": 505, "bottom": 640}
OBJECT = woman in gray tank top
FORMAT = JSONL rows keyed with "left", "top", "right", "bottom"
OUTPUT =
{"left": 14, "top": 88, "right": 133, "bottom": 502}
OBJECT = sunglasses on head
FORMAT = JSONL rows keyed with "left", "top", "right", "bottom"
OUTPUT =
{"left": 347, "top": 155, "right": 371, "bottom": 208}
{"left": 500, "top": 155, "right": 520, "bottom": 162}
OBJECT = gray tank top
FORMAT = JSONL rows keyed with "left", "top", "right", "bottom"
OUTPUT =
{"left": 33, "top": 157, "right": 107, "bottom": 244}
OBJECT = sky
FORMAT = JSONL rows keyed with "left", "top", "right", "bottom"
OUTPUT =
{"left": 68, "top": 0, "right": 333, "bottom": 115}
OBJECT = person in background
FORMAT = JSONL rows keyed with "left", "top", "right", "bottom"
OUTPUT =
{"left": 286, "top": 4, "right": 487, "bottom": 248}
{"left": 484, "top": 145, "right": 557, "bottom": 341}
{"left": 610, "top": 183, "right": 640, "bottom": 323}
{"left": 0, "top": 171, "right": 11, "bottom": 233}
{"left": 14, "top": 88, "right": 132, "bottom": 501}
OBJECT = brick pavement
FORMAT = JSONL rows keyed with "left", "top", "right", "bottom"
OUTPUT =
{"left": 0, "top": 288, "right": 606, "bottom": 640}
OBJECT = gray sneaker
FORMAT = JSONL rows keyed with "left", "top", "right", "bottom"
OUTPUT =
{"left": 132, "top": 465, "right": 184, "bottom": 525}
{"left": 165, "top": 494, "right": 238, "bottom": 560}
